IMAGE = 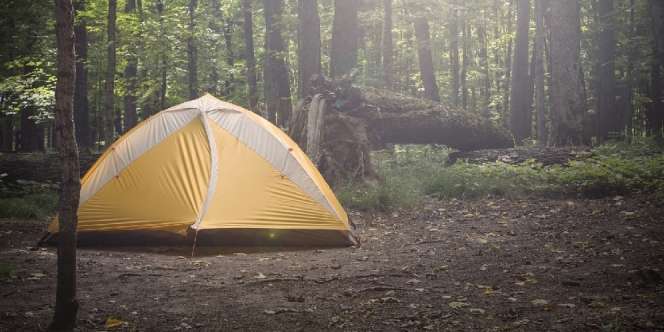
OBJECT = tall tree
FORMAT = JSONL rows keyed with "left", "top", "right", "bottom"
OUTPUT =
{"left": 187, "top": 0, "right": 198, "bottom": 99}
{"left": 73, "top": 0, "right": 91, "bottom": 148}
{"left": 534, "top": 0, "right": 548, "bottom": 144}
{"left": 649, "top": 0, "right": 664, "bottom": 136}
{"left": 461, "top": 11, "right": 470, "bottom": 111}
{"left": 263, "top": 0, "right": 292, "bottom": 126}
{"left": 503, "top": 0, "right": 515, "bottom": 125}
{"left": 478, "top": 14, "right": 491, "bottom": 115}
{"left": 50, "top": 0, "right": 81, "bottom": 330}
{"left": 382, "top": 0, "right": 394, "bottom": 90}
{"left": 597, "top": 0, "right": 618, "bottom": 140}
{"left": 549, "top": 0, "right": 585, "bottom": 145}
{"left": 242, "top": 0, "right": 258, "bottom": 111}
{"left": 123, "top": 0, "right": 138, "bottom": 131}
{"left": 297, "top": 0, "right": 321, "bottom": 99}
{"left": 156, "top": 0, "right": 167, "bottom": 110}
{"left": 449, "top": 4, "right": 460, "bottom": 107}
{"left": 509, "top": 0, "right": 531, "bottom": 142}
{"left": 103, "top": 0, "right": 117, "bottom": 145}
{"left": 413, "top": 16, "right": 440, "bottom": 102}
{"left": 330, "top": 0, "right": 359, "bottom": 78}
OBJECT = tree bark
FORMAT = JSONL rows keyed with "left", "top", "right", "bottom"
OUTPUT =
{"left": 534, "top": 0, "right": 548, "bottom": 145}
{"left": 242, "top": 0, "right": 258, "bottom": 111}
{"left": 50, "top": 0, "right": 81, "bottom": 330}
{"left": 263, "top": 0, "right": 292, "bottom": 126}
{"left": 597, "top": 0, "right": 618, "bottom": 141}
{"left": 330, "top": 0, "right": 359, "bottom": 78}
{"left": 123, "top": 0, "right": 138, "bottom": 131}
{"left": 73, "top": 0, "right": 91, "bottom": 149}
{"left": 297, "top": 0, "right": 321, "bottom": 99}
{"left": 509, "top": 0, "right": 531, "bottom": 142}
{"left": 19, "top": 107, "right": 43, "bottom": 152}
{"left": 648, "top": 0, "right": 664, "bottom": 136}
{"left": 549, "top": 0, "right": 585, "bottom": 145}
{"left": 290, "top": 77, "right": 513, "bottom": 185}
{"left": 503, "top": 0, "right": 514, "bottom": 126}
{"left": 222, "top": 9, "right": 235, "bottom": 97}
{"left": 156, "top": 0, "right": 167, "bottom": 110}
{"left": 187, "top": 0, "right": 198, "bottom": 99}
{"left": 103, "top": 0, "right": 116, "bottom": 146}
{"left": 413, "top": 17, "right": 440, "bottom": 102}
{"left": 382, "top": 0, "right": 394, "bottom": 90}
{"left": 478, "top": 17, "right": 491, "bottom": 116}
{"left": 449, "top": 5, "right": 460, "bottom": 107}
{"left": 461, "top": 12, "right": 470, "bottom": 111}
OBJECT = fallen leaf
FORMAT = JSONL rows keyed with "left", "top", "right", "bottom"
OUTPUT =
{"left": 105, "top": 317, "right": 126, "bottom": 329}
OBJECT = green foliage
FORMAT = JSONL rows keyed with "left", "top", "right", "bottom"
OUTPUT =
{"left": 426, "top": 142, "right": 664, "bottom": 200}
{"left": 338, "top": 141, "right": 664, "bottom": 211}
{"left": 337, "top": 145, "right": 449, "bottom": 211}
{"left": 0, "top": 192, "right": 58, "bottom": 220}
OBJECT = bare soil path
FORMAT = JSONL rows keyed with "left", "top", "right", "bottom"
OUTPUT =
{"left": 1, "top": 196, "right": 663, "bottom": 331}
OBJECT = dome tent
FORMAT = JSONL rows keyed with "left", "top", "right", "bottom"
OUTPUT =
{"left": 47, "top": 94, "right": 355, "bottom": 246}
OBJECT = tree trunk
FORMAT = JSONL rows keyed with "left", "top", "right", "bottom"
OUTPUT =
{"left": 503, "top": 0, "right": 514, "bottom": 126}
{"left": 123, "top": 0, "right": 138, "bottom": 131}
{"left": 509, "top": 0, "right": 531, "bottom": 143}
{"left": 549, "top": 0, "right": 585, "bottom": 145}
{"left": 50, "top": 0, "right": 81, "bottom": 331}
{"left": 157, "top": 0, "right": 167, "bottom": 110}
{"left": 19, "top": 107, "right": 43, "bottom": 152}
{"left": 290, "top": 77, "right": 513, "bottom": 185}
{"left": 478, "top": 17, "right": 491, "bottom": 116}
{"left": 382, "top": 0, "right": 394, "bottom": 90}
{"left": 413, "top": 17, "right": 440, "bottom": 102}
{"left": 625, "top": 0, "right": 636, "bottom": 136}
{"left": 103, "top": 0, "right": 116, "bottom": 146}
{"left": 187, "top": 0, "right": 198, "bottom": 99}
{"left": 648, "top": 0, "right": 664, "bottom": 136}
{"left": 209, "top": 0, "right": 223, "bottom": 96}
{"left": 330, "top": 0, "right": 359, "bottom": 78}
{"left": 449, "top": 5, "right": 460, "bottom": 107}
{"left": 534, "top": 0, "right": 548, "bottom": 145}
{"left": 597, "top": 0, "right": 617, "bottom": 141}
{"left": 242, "top": 0, "right": 258, "bottom": 111}
{"left": 461, "top": 13, "right": 470, "bottom": 111}
{"left": 297, "top": 0, "right": 321, "bottom": 99}
{"left": 0, "top": 116, "right": 13, "bottom": 152}
{"left": 222, "top": 10, "right": 235, "bottom": 97}
{"left": 263, "top": 0, "right": 292, "bottom": 126}
{"left": 73, "top": 0, "right": 91, "bottom": 149}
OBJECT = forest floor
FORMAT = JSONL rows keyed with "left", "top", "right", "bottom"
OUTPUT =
{"left": 1, "top": 195, "right": 663, "bottom": 331}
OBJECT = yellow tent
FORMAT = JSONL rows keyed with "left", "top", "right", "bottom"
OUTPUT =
{"left": 48, "top": 94, "right": 354, "bottom": 246}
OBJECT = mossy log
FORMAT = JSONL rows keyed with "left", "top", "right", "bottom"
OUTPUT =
{"left": 290, "top": 77, "right": 514, "bottom": 186}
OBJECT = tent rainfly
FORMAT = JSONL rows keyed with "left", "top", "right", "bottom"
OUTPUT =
{"left": 47, "top": 94, "right": 355, "bottom": 246}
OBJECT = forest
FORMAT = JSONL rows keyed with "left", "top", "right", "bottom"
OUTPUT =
{"left": 1, "top": 0, "right": 664, "bottom": 331}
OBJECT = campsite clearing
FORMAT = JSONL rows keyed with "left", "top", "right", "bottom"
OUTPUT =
{"left": 1, "top": 195, "right": 663, "bottom": 331}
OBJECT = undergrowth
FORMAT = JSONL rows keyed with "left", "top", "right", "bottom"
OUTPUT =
{"left": 338, "top": 139, "right": 664, "bottom": 211}
{"left": 0, "top": 179, "right": 58, "bottom": 220}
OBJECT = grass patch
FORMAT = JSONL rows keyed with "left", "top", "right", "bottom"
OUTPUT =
{"left": 337, "top": 140, "right": 664, "bottom": 211}
{"left": 0, "top": 192, "right": 58, "bottom": 220}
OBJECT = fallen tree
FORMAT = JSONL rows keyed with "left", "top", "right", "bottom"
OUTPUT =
{"left": 290, "top": 76, "right": 514, "bottom": 185}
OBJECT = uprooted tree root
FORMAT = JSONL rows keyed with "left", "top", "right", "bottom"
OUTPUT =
{"left": 289, "top": 76, "right": 513, "bottom": 186}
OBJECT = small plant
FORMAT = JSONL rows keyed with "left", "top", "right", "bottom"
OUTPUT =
{"left": 337, "top": 140, "right": 664, "bottom": 211}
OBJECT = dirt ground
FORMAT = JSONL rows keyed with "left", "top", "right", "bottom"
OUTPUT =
{"left": 1, "top": 195, "right": 663, "bottom": 331}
